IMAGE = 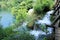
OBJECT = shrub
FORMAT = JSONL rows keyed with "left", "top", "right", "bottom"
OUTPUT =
{"left": 3, "top": 26, "right": 18, "bottom": 37}
{"left": 11, "top": 6, "right": 28, "bottom": 25}
{"left": 0, "top": 25, "right": 6, "bottom": 40}
{"left": 33, "top": 0, "right": 54, "bottom": 14}
{"left": 25, "top": 0, "right": 33, "bottom": 10}
{"left": 11, "top": 0, "right": 34, "bottom": 26}
{"left": 18, "top": 32, "right": 34, "bottom": 40}
{"left": 2, "top": 32, "right": 35, "bottom": 40}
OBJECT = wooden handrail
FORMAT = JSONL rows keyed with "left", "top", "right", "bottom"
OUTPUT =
{"left": 52, "top": 15, "right": 60, "bottom": 25}
{"left": 52, "top": 6, "right": 60, "bottom": 16}
{"left": 52, "top": 0, "right": 60, "bottom": 16}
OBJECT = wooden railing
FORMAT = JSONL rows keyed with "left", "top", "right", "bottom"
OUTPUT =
{"left": 51, "top": 0, "right": 60, "bottom": 28}
{"left": 51, "top": 0, "right": 60, "bottom": 40}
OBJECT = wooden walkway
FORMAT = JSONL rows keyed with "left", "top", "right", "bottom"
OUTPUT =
{"left": 51, "top": 0, "right": 60, "bottom": 40}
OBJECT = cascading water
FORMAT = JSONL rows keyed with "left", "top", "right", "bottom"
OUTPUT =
{"left": 36, "top": 10, "right": 54, "bottom": 25}
{"left": 13, "top": 10, "right": 54, "bottom": 40}
{"left": 30, "top": 10, "right": 54, "bottom": 40}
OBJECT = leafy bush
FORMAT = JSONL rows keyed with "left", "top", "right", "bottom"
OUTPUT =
{"left": 2, "top": 32, "right": 35, "bottom": 40}
{"left": 24, "top": 0, "right": 33, "bottom": 10}
{"left": 11, "top": 0, "right": 34, "bottom": 26}
{"left": 3, "top": 25, "right": 18, "bottom": 37}
{"left": 0, "top": 0, "right": 24, "bottom": 11}
{"left": 33, "top": 0, "right": 54, "bottom": 14}
{"left": 20, "top": 0, "right": 33, "bottom": 10}
{"left": 0, "top": 25, "right": 6, "bottom": 40}
{"left": 11, "top": 6, "right": 28, "bottom": 25}
{"left": 18, "top": 32, "right": 34, "bottom": 40}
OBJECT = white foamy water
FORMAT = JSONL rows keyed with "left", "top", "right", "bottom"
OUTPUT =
{"left": 30, "top": 30, "right": 46, "bottom": 36}
{"left": 30, "top": 30, "right": 46, "bottom": 40}
{"left": 30, "top": 27, "right": 53, "bottom": 35}
{"left": 30, "top": 27, "right": 53, "bottom": 40}
{"left": 30, "top": 10, "right": 54, "bottom": 40}
{"left": 36, "top": 10, "right": 54, "bottom": 25}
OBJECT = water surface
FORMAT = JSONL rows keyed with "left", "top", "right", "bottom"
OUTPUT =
{"left": 0, "top": 11, "right": 14, "bottom": 28}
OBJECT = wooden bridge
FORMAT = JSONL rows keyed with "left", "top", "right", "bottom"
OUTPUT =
{"left": 51, "top": 0, "right": 60, "bottom": 40}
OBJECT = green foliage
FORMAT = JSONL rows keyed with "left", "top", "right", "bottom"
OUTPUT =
{"left": 33, "top": 0, "right": 54, "bottom": 14}
{"left": 3, "top": 26, "right": 18, "bottom": 37}
{"left": 0, "top": 0, "right": 33, "bottom": 11}
{"left": 11, "top": 0, "right": 34, "bottom": 25}
{"left": 39, "top": 24, "right": 46, "bottom": 31}
{"left": 0, "top": 0, "right": 24, "bottom": 11}
{"left": 0, "top": 0, "right": 54, "bottom": 40}
{"left": 39, "top": 24, "right": 48, "bottom": 34}
{"left": 18, "top": 32, "right": 34, "bottom": 40}
{"left": 2, "top": 31, "right": 35, "bottom": 40}
{"left": 0, "top": 25, "right": 6, "bottom": 40}
{"left": 50, "top": 15, "right": 55, "bottom": 22}
{"left": 24, "top": 0, "right": 33, "bottom": 10}
{"left": 11, "top": 6, "right": 28, "bottom": 24}
{"left": 0, "top": 0, "right": 54, "bottom": 25}
{"left": 43, "top": 37, "right": 47, "bottom": 40}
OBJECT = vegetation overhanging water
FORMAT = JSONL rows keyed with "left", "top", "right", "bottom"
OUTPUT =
{"left": 0, "top": 0, "right": 55, "bottom": 40}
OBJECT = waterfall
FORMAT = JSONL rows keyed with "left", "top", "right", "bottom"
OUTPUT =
{"left": 36, "top": 10, "right": 54, "bottom": 25}
{"left": 13, "top": 10, "right": 54, "bottom": 40}
{"left": 30, "top": 10, "right": 54, "bottom": 40}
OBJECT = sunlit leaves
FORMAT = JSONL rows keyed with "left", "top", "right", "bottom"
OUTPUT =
{"left": 11, "top": 5, "right": 28, "bottom": 24}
